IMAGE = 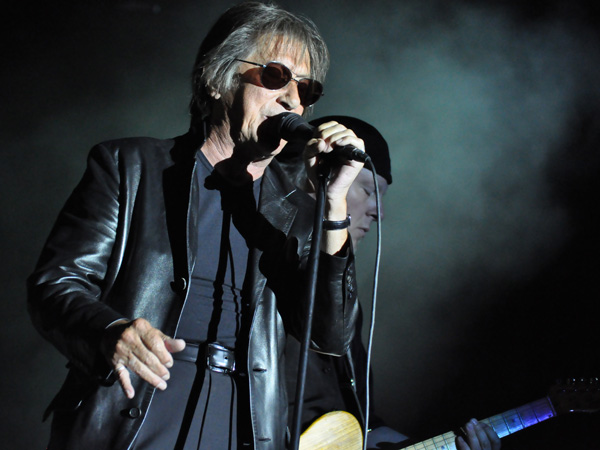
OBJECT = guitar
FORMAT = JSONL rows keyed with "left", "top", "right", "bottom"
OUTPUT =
{"left": 299, "top": 377, "right": 600, "bottom": 450}
{"left": 299, "top": 410, "right": 363, "bottom": 450}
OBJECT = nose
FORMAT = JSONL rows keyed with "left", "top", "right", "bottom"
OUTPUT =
{"left": 367, "top": 199, "right": 384, "bottom": 222}
{"left": 278, "top": 80, "right": 303, "bottom": 111}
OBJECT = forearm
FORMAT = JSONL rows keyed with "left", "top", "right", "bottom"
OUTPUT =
{"left": 27, "top": 143, "right": 123, "bottom": 376}
{"left": 309, "top": 246, "right": 359, "bottom": 355}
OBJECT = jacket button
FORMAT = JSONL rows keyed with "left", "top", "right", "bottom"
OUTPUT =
{"left": 127, "top": 407, "right": 141, "bottom": 419}
{"left": 171, "top": 277, "right": 187, "bottom": 292}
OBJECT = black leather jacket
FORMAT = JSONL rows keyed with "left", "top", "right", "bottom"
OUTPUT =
{"left": 27, "top": 133, "right": 358, "bottom": 450}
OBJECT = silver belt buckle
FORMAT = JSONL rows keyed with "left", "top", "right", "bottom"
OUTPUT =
{"left": 206, "top": 342, "right": 235, "bottom": 374}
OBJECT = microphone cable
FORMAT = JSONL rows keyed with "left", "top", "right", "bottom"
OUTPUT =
{"left": 362, "top": 156, "right": 382, "bottom": 450}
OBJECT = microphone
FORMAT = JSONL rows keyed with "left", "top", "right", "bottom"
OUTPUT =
{"left": 276, "top": 113, "right": 368, "bottom": 163}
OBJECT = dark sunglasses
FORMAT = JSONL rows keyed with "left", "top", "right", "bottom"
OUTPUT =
{"left": 236, "top": 59, "right": 324, "bottom": 107}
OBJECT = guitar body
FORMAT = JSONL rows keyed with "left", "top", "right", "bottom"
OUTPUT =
{"left": 299, "top": 410, "right": 363, "bottom": 450}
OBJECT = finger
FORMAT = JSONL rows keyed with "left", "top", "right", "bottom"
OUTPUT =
{"left": 320, "top": 131, "right": 362, "bottom": 153}
{"left": 133, "top": 341, "right": 172, "bottom": 379}
{"left": 481, "top": 423, "right": 501, "bottom": 450}
{"left": 466, "top": 418, "right": 498, "bottom": 450}
{"left": 316, "top": 122, "right": 347, "bottom": 140}
{"left": 115, "top": 364, "right": 135, "bottom": 399}
{"left": 314, "top": 120, "right": 358, "bottom": 140}
{"left": 473, "top": 422, "right": 489, "bottom": 450}
{"left": 455, "top": 435, "right": 469, "bottom": 450}
{"left": 164, "top": 337, "right": 186, "bottom": 354}
{"left": 304, "top": 135, "right": 364, "bottom": 169}
{"left": 315, "top": 122, "right": 360, "bottom": 144}
{"left": 130, "top": 319, "right": 174, "bottom": 372}
{"left": 463, "top": 419, "right": 481, "bottom": 450}
{"left": 114, "top": 321, "right": 171, "bottom": 380}
{"left": 471, "top": 419, "right": 495, "bottom": 450}
{"left": 323, "top": 127, "right": 362, "bottom": 147}
{"left": 330, "top": 135, "right": 365, "bottom": 152}
{"left": 303, "top": 137, "right": 327, "bottom": 159}
{"left": 124, "top": 352, "right": 168, "bottom": 392}
{"left": 314, "top": 120, "right": 339, "bottom": 132}
{"left": 310, "top": 122, "right": 356, "bottom": 151}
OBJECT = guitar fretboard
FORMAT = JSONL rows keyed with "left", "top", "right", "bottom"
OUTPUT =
{"left": 401, "top": 397, "right": 556, "bottom": 450}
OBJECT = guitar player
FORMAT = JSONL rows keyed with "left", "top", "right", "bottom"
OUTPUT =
{"left": 279, "top": 116, "right": 501, "bottom": 450}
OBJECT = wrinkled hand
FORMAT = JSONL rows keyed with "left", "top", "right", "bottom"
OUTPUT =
{"left": 100, "top": 318, "right": 186, "bottom": 399}
{"left": 303, "top": 120, "right": 365, "bottom": 202}
{"left": 456, "top": 419, "right": 501, "bottom": 450}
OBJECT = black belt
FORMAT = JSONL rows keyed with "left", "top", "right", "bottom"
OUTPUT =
{"left": 174, "top": 342, "right": 236, "bottom": 374}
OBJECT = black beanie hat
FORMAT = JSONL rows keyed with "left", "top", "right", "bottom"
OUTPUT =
{"left": 309, "top": 115, "right": 392, "bottom": 184}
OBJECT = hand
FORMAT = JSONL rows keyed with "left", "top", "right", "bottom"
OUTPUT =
{"left": 304, "top": 121, "right": 366, "bottom": 254}
{"left": 303, "top": 120, "right": 365, "bottom": 202}
{"left": 100, "top": 318, "right": 186, "bottom": 399}
{"left": 456, "top": 419, "right": 501, "bottom": 450}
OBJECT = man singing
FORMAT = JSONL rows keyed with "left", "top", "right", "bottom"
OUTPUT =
{"left": 27, "top": 2, "right": 365, "bottom": 449}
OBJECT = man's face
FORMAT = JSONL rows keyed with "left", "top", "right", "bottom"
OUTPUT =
{"left": 221, "top": 44, "right": 309, "bottom": 160}
{"left": 347, "top": 168, "right": 389, "bottom": 248}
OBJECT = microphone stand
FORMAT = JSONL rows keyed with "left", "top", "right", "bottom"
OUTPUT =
{"left": 289, "top": 159, "right": 331, "bottom": 450}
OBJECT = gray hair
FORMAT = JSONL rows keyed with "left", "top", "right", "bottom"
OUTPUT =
{"left": 190, "top": 2, "right": 330, "bottom": 125}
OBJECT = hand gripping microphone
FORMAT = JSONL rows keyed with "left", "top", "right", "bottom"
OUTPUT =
{"left": 275, "top": 112, "right": 368, "bottom": 163}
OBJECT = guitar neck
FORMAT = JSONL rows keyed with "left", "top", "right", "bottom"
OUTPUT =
{"left": 401, "top": 397, "right": 557, "bottom": 450}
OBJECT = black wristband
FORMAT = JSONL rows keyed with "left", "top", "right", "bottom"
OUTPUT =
{"left": 322, "top": 214, "right": 351, "bottom": 230}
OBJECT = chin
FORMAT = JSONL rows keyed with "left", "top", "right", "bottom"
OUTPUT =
{"left": 352, "top": 228, "right": 365, "bottom": 239}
